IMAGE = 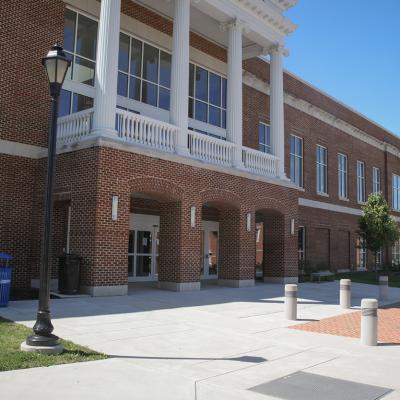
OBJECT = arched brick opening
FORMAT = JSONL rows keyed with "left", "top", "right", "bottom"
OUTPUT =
{"left": 255, "top": 205, "right": 298, "bottom": 283}
{"left": 129, "top": 177, "right": 201, "bottom": 291}
{"left": 200, "top": 189, "right": 255, "bottom": 287}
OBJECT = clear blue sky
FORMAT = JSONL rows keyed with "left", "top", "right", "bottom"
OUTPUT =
{"left": 284, "top": 0, "right": 400, "bottom": 136}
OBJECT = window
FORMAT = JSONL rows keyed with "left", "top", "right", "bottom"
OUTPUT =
{"left": 357, "top": 161, "right": 366, "bottom": 203}
{"left": 64, "top": 9, "right": 98, "bottom": 86}
{"left": 376, "top": 248, "right": 383, "bottom": 268}
{"left": 259, "top": 123, "right": 271, "bottom": 154}
{"left": 117, "top": 33, "right": 171, "bottom": 110}
{"left": 189, "top": 63, "right": 227, "bottom": 129}
{"left": 338, "top": 153, "right": 348, "bottom": 199}
{"left": 357, "top": 236, "right": 367, "bottom": 270}
{"left": 392, "top": 174, "right": 400, "bottom": 211}
{"left": 372, "top": 167, "right": 381, "bottom": 194}
{"left": 392, "top": 241, "right": 400, "bottom": 266}
{"left": 58, "top": 89, "right": 93, "bottom": 117}
{"left": 298, "top": 226, "right": 305, "bottom": 261}
{"left": 316, "top": 145, "right": 327, "bottom": 194}
{"left": 290, "top": 135, "right": 303, "bottom": 187}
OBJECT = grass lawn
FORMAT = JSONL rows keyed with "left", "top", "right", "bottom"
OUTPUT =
{"left": 335, "top": 271, "right": 400, "bottom": 288}
{"left": 0, "top": 317, "right": 107, "bottom": 371}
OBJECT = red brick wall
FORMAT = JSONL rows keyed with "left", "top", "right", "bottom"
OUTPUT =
{"left": 0, "top": 155, "right": 39, "bottom": 288}
{"left": 47, "top": 147, "right": 298, "bottom": 287}
{"left": 0, "top": 0, "right": 65, "bottom": 147}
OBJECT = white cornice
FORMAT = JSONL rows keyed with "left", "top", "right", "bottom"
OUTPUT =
{"left": 299, "top": 197, "right": 400, "bottom": 222}
{"left": 242, "top": 70, "right": 400, "bottom": 159}
{"left": 0, "top": 139, "right": 46, "bottom": 159}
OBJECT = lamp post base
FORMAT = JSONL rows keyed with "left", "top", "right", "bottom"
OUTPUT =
{"left": 26, "top": 332, "right": 60, "bottom": 347}
{"left": 20, "top": 341, "right": 63, "bottom": 355}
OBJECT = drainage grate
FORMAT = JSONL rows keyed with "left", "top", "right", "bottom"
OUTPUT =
{"left": 249, "top": 371, "right": 392, "bottom": 400}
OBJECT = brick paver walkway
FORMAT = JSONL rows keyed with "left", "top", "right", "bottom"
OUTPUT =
{"left": 290, "top": 303, "right": 400, "bottom": 344}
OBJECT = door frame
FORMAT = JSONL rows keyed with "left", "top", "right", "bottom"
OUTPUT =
{"left": 201, "top": 220, "right": 219, "bottom": 280}
{"left": 128, "top": 214, "right": 159, "bottom": 282}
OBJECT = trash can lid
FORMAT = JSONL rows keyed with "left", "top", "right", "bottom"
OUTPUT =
{"left": 0, "top": 253, "right": 12, "bottom": 260}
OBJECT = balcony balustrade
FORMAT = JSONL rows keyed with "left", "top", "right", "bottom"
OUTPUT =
{"left": 57, "top": 108, "right": 279, "bottom": 178}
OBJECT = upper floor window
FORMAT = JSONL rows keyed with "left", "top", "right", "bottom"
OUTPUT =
{"left": 64, "top": 9, "right": 98, "bottom": 86}
{"left": 357, "top": 161, "right": 366, "bottom": 203}
{"left": 338, "top": 153, "right": 348, "bottom": 199}
{"left": 392, "top": 240, "right": 400, "bottom": 266}
{"left": 372, "top": 167, "right": 381, "bottom": 193}
{"left": 290, "top": 135, "right": 303, "bottom": 187}
{"left": 316, "top": 145, "right": 327, "bottom": 194}
{"left": 189, "top": 64, "right": 227, "bottom": 129}
{"left": 259, "top": 123, "right": 271, "bottom": 154}
{"left": 59, "top": 89, "right": 93, "bottom": 117}
{"left": 392, "top": 174, "right": 400, "bottom": 211}
{"left": 117, "top": 33, "right": 171, "bottom": 110}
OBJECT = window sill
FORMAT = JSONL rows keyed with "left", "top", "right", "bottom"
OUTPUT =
{"left": 339, "top": 196, "right": 349, "bottom": 202}
{"left": 317, "top": 192, "right": 329, "bottom": 198}
{"left": 357, "top": 201, "right": 367, "bottom": 206}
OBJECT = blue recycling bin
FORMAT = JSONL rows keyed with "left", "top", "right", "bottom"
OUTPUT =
{"left": 0, "top": 253, "right": 13, "bottom": 307}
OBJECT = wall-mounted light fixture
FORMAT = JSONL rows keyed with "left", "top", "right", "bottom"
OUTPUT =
{"left": 190, "top": 206, "right": 196, "bottom": 228}
{"left": 112, "top": 195, "right": 119, "bottom": 221}
{"left": 246, "top": 212, "right": 252, "bottom": 232}
{"left": 290, "top": 218, "right": 295, "bottom": 235}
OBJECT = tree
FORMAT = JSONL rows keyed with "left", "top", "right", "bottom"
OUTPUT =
{"left": 358, "top": 193, "right": 400, "bottom": 274}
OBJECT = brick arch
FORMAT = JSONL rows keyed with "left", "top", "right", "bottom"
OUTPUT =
{"left": 200, "top": 188, "right": 242, "bottom": 210}
{"left": 253, "top": 197, "right": 288, "bottom": 216}
{"left": 129, "top": 176, "right": 184, "bottom": 202}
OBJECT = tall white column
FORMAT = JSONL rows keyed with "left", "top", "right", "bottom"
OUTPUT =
{"left": 92, "top": 0, "right": 121, "bottom": 137}
{"left": 170, "top": 0, "right": 190, "bottom": 155}
{"left": 226, "top": 20, "right": 244, "bottom": 168}
{"left": 270, "top": 45, "right": 286, "bottom": 179}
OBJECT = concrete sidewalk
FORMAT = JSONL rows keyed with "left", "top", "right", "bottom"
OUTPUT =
{"left": 1, "top": 281, "right": 400, "bottom": 399}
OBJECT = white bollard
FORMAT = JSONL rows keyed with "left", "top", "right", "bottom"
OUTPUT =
{"left": 379, "top": 275, "right": 389, "bottom": 301}
{"left": 340, "top": 279, "right": 351, "bottom": 309}
{"left": 285, "top": 284, "right": 297, "bottom": 320}
{"left": 360, "top": 298, "right": 378, "bottom": 346}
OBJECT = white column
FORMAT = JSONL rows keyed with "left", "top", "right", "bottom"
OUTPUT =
{"left": 92, "top": 0, "right": 121, "bottom": 137}
{"left": 170, "top": 0, "right": 190, "bottom": 155}
{"left": 270, "top": 45, "right": 286, "bottom": 178}
{"left": 226, "top": 20, "right": 244, "bottom": 168}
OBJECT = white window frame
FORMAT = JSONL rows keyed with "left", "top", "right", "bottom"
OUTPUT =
{"left": 338, "top": 153, "right": 348, "bottom": 199}
{"left": 372, "top": 167, "right": 381, "bottom": 194}
{"left": 259, "top": 122, "right": 271, "bottom": 154}
{"left": 298, "top": 226, "right": 306, "bottom": 261}
{"left": 392, "top": 240, "right": 400, "bottom": 266}
{"left": 290, "top": 134, "right": 303, "bottom": 187}
{"left": 392, "top": 174, "right": 400, "bottom": 211}
{"left": 316, "top": 145, "right": 328, "bottom": 195}
{"left": 357, "top": 161, "right": 366, "bottom": 204}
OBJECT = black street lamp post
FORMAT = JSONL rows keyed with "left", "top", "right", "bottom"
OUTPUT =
{"left": 25, "top": 44, "right": 71, "bottom": 349}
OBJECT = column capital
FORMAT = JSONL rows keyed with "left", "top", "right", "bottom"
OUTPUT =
{"left": 269, "top": 43, "right": 289, "bottom": 57}
{"left": 220, "top": 19, "right": 249, "bottom": 33}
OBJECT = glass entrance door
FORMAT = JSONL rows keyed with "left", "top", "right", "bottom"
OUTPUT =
{"left": 201, "top": 221, "right": 219, "bottom": 279}
{"left": 128, "top": 214, "right": 159, "bottom": 282}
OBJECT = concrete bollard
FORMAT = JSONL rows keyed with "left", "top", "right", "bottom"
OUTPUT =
{"left": 379, "top": 275, "right": 389, "bottom": 301}
{"left": 360, "top": 298, "right": 378, "bottom": 346}
{"left": 285, "top": 284, "right": 297, "bottom": 320}
{"left": 340, "top": 279, "right": 351, "bottom": 309}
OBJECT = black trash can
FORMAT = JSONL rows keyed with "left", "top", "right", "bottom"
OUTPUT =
{"left": 58, "top": 253, "right": 81, "bottom": 295}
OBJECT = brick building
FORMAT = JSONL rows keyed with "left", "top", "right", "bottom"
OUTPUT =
{"left": 1, "top": 0, "right": 399, "bottom": 296}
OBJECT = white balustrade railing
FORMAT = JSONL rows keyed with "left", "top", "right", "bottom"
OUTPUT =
{"left": 188, "top": 131, "right": 234, "bottom": 166}
{"left": 57, "top": 108, "right": 93, "bottom": 143}
{"left": 242, "top": 146, "right": 278, "bottom": 177}
{"left": 116, "top": 109, "right": 177, "bottom": 152}
{"left": 57, "top": 108, "right": 280, "bottom": 179}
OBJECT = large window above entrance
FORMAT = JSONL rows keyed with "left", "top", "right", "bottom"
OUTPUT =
{"left": 117, "top": 33, "right": 172, "bottom": 111}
